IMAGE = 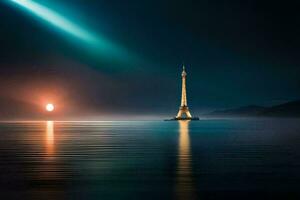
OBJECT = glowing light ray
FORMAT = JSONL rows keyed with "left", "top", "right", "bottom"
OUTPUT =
{"left": 10, "top": 0, "right": 96, "bottom": 43}
{"left": 9, "top": 0, "right": 137, "bottom": 64}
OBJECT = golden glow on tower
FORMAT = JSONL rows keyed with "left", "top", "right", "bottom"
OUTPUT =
{"left": 176, "top": 65, "right": 192, "bottom": 119}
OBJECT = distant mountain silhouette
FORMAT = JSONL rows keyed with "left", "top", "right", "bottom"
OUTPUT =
{"left": 206, "top": 100, "right": 300, "bottom": 118}
{"left": 260, "top": 100, "right": 300, "bottom": 117}
{"left": 208, "top": 105, "right": 266, "bottom": 117}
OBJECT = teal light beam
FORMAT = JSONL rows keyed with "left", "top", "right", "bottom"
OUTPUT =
{"left": 9, "top": 0, "right": 137, "bottom": 65}
{"left": 10, "top": 0, "right": 97, "bottom": 43}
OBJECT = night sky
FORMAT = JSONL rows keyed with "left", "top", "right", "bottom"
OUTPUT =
{"left": 0, "top": 0, "right": 300, "bottom": 119}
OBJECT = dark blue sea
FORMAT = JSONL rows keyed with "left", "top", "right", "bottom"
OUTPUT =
{"left": 1, "top": 119, "right": 300, "bottom": 199}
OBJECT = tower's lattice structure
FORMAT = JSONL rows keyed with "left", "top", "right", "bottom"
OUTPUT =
{"left": 176, "top": 65, "right": 193, "bottom": 119}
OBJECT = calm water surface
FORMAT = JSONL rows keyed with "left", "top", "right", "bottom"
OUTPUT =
{"left": 1, "top": 119, "right": 300, "bottom": 199}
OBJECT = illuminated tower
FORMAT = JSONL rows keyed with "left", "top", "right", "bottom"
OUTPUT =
{"left": 176, "top": 65, "right": 194, "bottom": 119}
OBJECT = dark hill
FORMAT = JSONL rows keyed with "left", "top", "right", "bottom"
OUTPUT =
{"left": 208, "top": 105, "right": 266, "bottom": 117}
{"left": 206, "top": 100, "right": 300, "bottom": 118}
{"left": 260, "top": 100, "right": 300, "bottom": 117}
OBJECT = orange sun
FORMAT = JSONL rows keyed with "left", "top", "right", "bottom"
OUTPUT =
{"left": 46, "top": 103, "right": 54, "bottom": 112}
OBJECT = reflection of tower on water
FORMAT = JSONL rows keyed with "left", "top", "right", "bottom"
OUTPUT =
{"left": 176, "top": 120, "right": 196, "bottom": 200}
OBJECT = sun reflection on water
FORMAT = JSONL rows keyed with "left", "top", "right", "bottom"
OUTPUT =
{"left": 46, "top": 121, "right": 54, "bottom": 158}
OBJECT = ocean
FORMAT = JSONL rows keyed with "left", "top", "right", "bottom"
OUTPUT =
{"left": 1, "top": 119, "right": 300, "bottom": 199}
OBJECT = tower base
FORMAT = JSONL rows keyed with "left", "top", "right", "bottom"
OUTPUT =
{"left": 164, "top": 117, "right": 200, "bottom": 121}
{"left": 176, "top": 106, "right": 193, "bottom": 118}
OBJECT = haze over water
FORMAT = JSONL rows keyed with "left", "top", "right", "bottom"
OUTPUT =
{"left": 1, "top": 119, "right": 300, "bottom": 199}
